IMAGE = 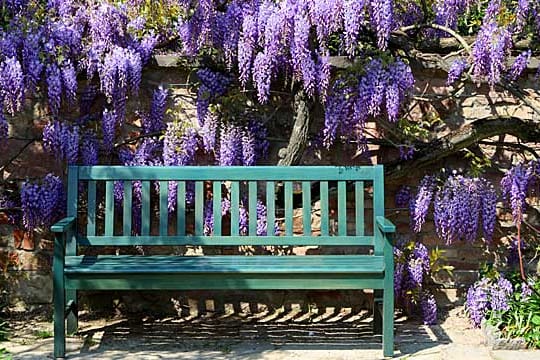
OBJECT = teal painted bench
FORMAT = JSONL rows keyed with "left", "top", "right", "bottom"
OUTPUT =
{"left": 51, "top": 165, "right": 396, "bottom": 358}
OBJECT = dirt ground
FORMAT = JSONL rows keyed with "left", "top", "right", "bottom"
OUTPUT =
{"left": 1, "top": 305, "right": 539, "bottom": 359}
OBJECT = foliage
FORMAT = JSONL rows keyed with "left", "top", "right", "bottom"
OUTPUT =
{"left": 489, "top": 279, "right": 540, "bottom": 348}
{"left": 0, "top": 348, "right": 11, "bottom": 360}
{"left": 393, "top": 239, "right": 452, "bottom": 324}
{"left": 466, "top": 269, "right": 540, "bottom": 348}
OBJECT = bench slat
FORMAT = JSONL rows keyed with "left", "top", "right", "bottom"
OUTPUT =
{"left": 105, "top": 181, "right": 114, "bottom": 236}
{"left": 230, "top": 181, "right": 239, "bottom": 236}
{"left": 266, "top": 182, "right": 275, "bottom": 236}
{"left": 87, "top": 180, "right": 96, "bottom": 237}
{"left": 338, "top": 181, "right": 347, "bottom": 236}
{"left": 66, "top": 274, "right": 385, "bottom": 291}
{"left": 195, "top": 181, "right": 204, "bottom": 236}
{"left": 320, "top": 181, "right": 329, "bottom": 236}
{"left": 284, "top": 181, "right": 293, "bottom": 236}
{"left": 78, "top": 166, "right": 380, "bottom": 181}
{"left": 302, "top": 181, "right": 311, "bottom": 235}
{"left": 65, "top": 255, "right": 385, "bottom": 274}
{"left": 355, "top": 181, "right": 365, "bottom": 236}
{"left": 141, "top": 181, "right": 150, "bottom": 236}
{"left": 78, "top": 235, "right": 374, "bottom": 246}
{"left": 159, "top": 181, "right": 168, "bottom": 236}
{"left": 123, "top": 181, "right": 132, "bottom": 235}
{"left": 248, "top": 181, "right": 257, "bottom": 236}
{"left": 213, "top": 182, "right": 222, "bottom": 236}
{"left": 177, "top": 181, "right": 185, "bottom": 236}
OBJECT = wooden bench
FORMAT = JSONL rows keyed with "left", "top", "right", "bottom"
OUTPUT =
{"left": 51, "top": 165, "right": 396, "bottom": 358}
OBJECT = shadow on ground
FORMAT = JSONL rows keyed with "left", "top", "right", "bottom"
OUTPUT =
{"left": 6, "top": 305, "right": 453, "bottom": 359}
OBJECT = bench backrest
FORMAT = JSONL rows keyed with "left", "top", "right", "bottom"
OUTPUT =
{"left": 65, "top": 165, "right": 386, "bottom": 256}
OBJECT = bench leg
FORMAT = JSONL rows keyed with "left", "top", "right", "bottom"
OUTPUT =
{"left": 53, "top": 250, "right": 65, "bottom": 359}
{"left": 382, "top": 285, "right": 394, "bottom": 357}
{"left": 373, "top": 290, "right": 383, "bottom": 335}
{"left": 66, "top": 289, "right": 78, "bottom": 335}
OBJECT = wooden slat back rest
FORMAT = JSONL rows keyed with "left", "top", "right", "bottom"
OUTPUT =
{"left": 67, "top": 165, "right": 384, "bottom": 252}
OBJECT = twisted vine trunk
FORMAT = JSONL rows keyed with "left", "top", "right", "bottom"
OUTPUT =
{"left": 277, "top": 88, "right": 310, "bottom": 166}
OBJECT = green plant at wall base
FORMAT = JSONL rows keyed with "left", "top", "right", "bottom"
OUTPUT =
{"left": 0, "top": 348, "right": 12, "bottom": 360}
{"left": 488, "top": 278, "right": 540, "bottom": 348}
{"left": 33, "top": 330, "right": 53, "bottom": 339}
{"left": 430, "top": 247, "right": 454, "bottom": 278}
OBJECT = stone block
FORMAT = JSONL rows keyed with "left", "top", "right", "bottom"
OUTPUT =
{"left": 16, "top": 250, "right": 51, "bottom": 271}
{"left": 13, "top": 229, "right": 34, "bottom": 251}
{"left": 0, "top": 224, "right": 13, "bottom": 247}
{"left": 8, "top": 272, "right": 52, "bottom": 304}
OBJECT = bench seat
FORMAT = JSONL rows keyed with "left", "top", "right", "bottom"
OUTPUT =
{"left": 64, "top": 255, "right": 386, "bottom": 291}
{"left": 66, "top": 255, "right": 385, "bottom": 274}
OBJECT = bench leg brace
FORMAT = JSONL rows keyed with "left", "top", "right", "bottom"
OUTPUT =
{"left": 66, "top": 289, "right": 78, "bottom": 334}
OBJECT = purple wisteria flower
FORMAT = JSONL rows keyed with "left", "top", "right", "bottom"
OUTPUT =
{"left": 411, "top": 175, "right": 436, "bottom": 233}
{"left": 20, "top": 174, "right": 64, "bottom": 230}
{"left": 508, "top": 50, "right": 531, "bottom": 81}
{"left": 0, "top": 57, "right": 25, "bottom": 116}
{"left": 395, "top": 186, "right": 412, "bottom": 208}
{"left": 447, "top": 58, "right": 468, "bottom": 85}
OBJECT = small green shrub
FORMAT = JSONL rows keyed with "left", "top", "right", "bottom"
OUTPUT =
{"left": 34, "top": 330, "right": 53, "bottom": 339}
{"left": 487, "top": 277, "right": 540, "bottom": 348}
{"left": 0, "top": 347, "right": 12, "bottom": 360}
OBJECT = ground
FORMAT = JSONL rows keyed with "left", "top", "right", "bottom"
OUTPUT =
{"left": 1, "top": 305, "right": 539, "bottom": 359}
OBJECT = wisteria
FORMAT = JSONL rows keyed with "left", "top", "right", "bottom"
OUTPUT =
{"left": 395, "top": 186, "right": 412, "bottom": 208}
{"left": 179, "top": 0, "right": 399, "bottom": 103}
{"left": 80, "top": 131, "right": 99, "bottom": 166}
{"left": 433, "top": 0, "right": 472, "bottom": 30}
{"left": 43, "top": 121, "right": 80, "bottom": 164}
{"left": 411, "top": 173, "right": 497, "bottom": 244}
{"left": 46, "top": 63, "right": 63, "bottom": 116}
{"left": 101, "top": 109, "right": 117, "bottom": 153}
{"left": 394, "top": 239, "right": 437, "bottom": 324}
{"left": 446, "top": 58, "right": 468, "bottom": 85}
{"left": 471, "top": 20, "right": 513, "bottom": 86}
{"left": 508, "top": 50, "right": 531, "bottom": 81}
{"left": 500, "top": 160, "right": 540, "bottom": 225}
{"left": 466, "top": 277, "right": 490, "bottom": 327}
{"left": 411, "top": 175, "right": 436, "bottom": 233}
{"left": 0, "top": 57, "right": 25, "bottom": 116}
{"left": 421, "top": 293, "right": 437, "bottom": 325}
{"left": 196, "top": 68, "right": 231, "bottom": 126}
{"left": 142, "top": 86, "right": 168, "bottom": 134}
{"left": 20, "top": 174, "right": 64, "bottom": 230}
{"left": 163, "top": 122, "right": 199, "bottom": 210}
{"left": 466, "top": 275, "right": 515, "bottom": 327}
{"left": 323, "top": 58, "right": 414, "bottom": 148}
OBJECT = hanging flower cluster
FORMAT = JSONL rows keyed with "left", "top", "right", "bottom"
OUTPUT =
{"left": 20, "top": 174, "right": 64, "bottom": 230}
{"left": 410, "top": 173, "right": 497, "bottom": 244}
{"left": 465, "top": 275, "right": 514, "bottom": 327}
{"left": 500, "top": 159, "right": 540, "bottom": 226}
{"left": 178, "top": 0, "right": 396, "bottom": 103}
{"left": 322, "top": 58, "right": 414, "bottom": 148}
{"left": 394, "top": 240, "right": 437, "bottom": 325}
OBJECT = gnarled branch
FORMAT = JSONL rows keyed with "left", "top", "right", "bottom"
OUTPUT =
{"left": 386, "top": 116, "right": 540, "bottom": 181}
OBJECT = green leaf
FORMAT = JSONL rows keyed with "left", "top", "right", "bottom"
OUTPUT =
{"left": 532, "top": 315, "right": 540, "bottom": 326}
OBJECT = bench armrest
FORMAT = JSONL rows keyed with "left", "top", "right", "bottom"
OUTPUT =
{"left": 51, "top": 217, "right": 76, "bottom": 233}
{"left": 376, "top": 216, "right": 396, "bottom": 233}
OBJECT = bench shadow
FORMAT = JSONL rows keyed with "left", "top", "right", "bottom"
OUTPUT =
{"left": 72, "top": 306, "right": 452, "bottom": 358}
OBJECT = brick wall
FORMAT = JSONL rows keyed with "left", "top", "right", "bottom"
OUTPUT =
{"left": 1, "top": 61, "right": 538, "bottom": 308}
